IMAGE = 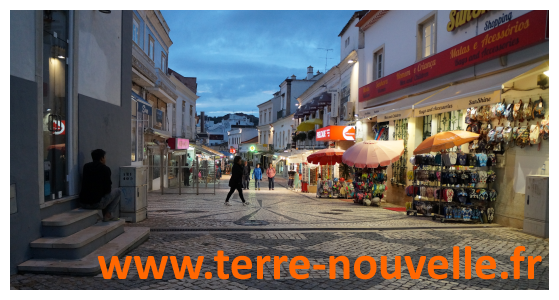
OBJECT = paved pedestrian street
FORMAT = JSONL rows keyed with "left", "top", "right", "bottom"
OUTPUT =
{"left": 10, "top": 177, "right": 549, "bottom": 290}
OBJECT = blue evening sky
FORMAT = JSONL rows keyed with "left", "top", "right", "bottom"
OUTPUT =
{"left": 162, "top": 10, "right": 356, "bottom": 117}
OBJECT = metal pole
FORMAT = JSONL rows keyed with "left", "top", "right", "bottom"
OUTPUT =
{"left": 178, "top": 155, "right": 182, "bottom": 195}
{"left": 196, "top": 157, "right": 199, "bottom": 195}
{"left": 160, "top": 147, "right": 164, "bottom": 195}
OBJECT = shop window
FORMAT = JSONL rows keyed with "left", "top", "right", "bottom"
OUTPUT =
{"left": 417, "top": 13, "right": 437, "bottom": 60}
{"left": 437, "top": 110, "right": 462, "bottom": 133}
{"left": 422, "top": 115, "right": 432, "bottom": 140}
{"left": 391, "top": 118, "right": 408, "bottom": 186}
{"left": 373, "top": 47, "right": 384, "bottom": 80}
{"left": 148, "top": 36, "right": 155, "bottom": 61}
{"left": 132, "top": 17, "right": 140, "bottom": 45}
{"left": 374, "top": 121, "right": 389, "bottom": 141}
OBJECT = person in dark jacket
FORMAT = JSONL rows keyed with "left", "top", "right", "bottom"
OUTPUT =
{"left": 242, "top": 160, "right": 251, "bottom": 189}
{"left": 79, "top": 149, "right": 121, "bottom": 222}
{"left": 225, "top": 156, "right": 250, "bottom": 206}
{"left": 183, "top": 162, "right": 191, "bottom": 186}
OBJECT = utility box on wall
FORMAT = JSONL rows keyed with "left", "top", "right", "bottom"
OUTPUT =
{"left": 120, "top": 166, "right": 148, "bottom": 223}
{"left": 523, "top": 175, "right": 549, "bottom": 238}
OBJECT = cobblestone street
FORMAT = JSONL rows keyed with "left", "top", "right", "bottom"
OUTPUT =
{"left": 11, "top": 175, "right": 549, "bottom": 290}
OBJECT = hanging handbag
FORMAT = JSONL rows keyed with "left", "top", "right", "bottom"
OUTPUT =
{"left": 530, "top": 122, "right": 541, "bottom": 145}
{"left": 513, "top": 99, "right": 523, "bottom": 121}
{"left": 504, "top": 101, "right": 514, "bottom": 122}
{"left": 516, "top": 126, "right": 530, "bottom": 148}
{"left": 533, "top": 96, "right": 545, "bottom": 119}
{"left": 540, "top": 120, "right": 549, "bottom": 140}
{"left": 524, "top": 98, "right": 534, "bottom": 121}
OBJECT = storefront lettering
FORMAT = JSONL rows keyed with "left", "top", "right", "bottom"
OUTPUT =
{"left": 450, "top": 45, "right": 470, "bottom": 59}
{"left": 376, "top": 79, "right": 388, "bottom": 89}
{"left": 383, "top": 113, "right": 401, "bottom": 120}
{"left": 468, "top": 96, "right": 492, "bottom": 105}
{"left": 447, "top": 10, "right": 487, "bottom": 32}
{"left": 418, "top": 104, "right": 453, "bottom": 115}
{"left": 481, "top": 19, "right": 530, "bottom": 48}
{"left": 397, "top": 70, "right": 411, "bottom": 80}
{"left": 484, "top": 12, "right": 513, "bottom": 31}
{"left": 417, "top": 59, "right": 436, "bottom": 71}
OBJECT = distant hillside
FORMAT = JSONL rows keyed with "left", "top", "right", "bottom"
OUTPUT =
{"left": 206, "top": 113, "right": 259, "bottom": 125}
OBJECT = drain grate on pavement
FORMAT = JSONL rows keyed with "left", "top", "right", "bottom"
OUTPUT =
{"left": 152, "top": 209, "right": 184, "bottom": 213}
{"left": 318, "top": 212, "right": 343, "bottom": 215}
{"left": 331, "top": 209, "right": 352, "bottom": 212}
{"left": 233, "top": 220, "right": 270, "bottom": 226}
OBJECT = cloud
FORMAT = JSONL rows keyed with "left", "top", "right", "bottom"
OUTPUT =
{"left": 162, "top": 10, "right": 355, "bottom": 116}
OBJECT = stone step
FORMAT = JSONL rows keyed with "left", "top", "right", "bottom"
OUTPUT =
{"left": 19, "top": 227, "right": 150, "bottom": 276}
{"left": 30, "top": 219, "right": 125, "bottom": 260}
{"left": 42, "top": 208, "right": 101, "bottom": 237}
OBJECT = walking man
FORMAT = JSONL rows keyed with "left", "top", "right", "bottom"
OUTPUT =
{"left": 224, "top": 156, "right": 250, "bottom": 206}
{"left": 242, "top": 160, "right": 251, "bottom": 189}
{"left": 267, "top": 163, "right": 276, "bottom": 190}
{"left": 79, "top": 149, "right": 121, "bottom": 222}
{"left": 253, "top": 163, "right": 263, "bottom": 190}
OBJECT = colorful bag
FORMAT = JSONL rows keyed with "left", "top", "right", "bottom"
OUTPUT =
{"left": 495, "top": 100, "right": 506, "bottom": 118}
{"left": 524, "top": 98, "right": 534, "bottom": 121}
{"left": 530, "top": 123, "right": 541, "bottom": 145}
{"left": 516, "top": 126, "right": 530, "bottom": 148}
{"left": 495, "top": 126, "right": 504, "bottom": 143}
{"left": 504, "top": 101, "right": 514, "bottom": 122}
{"left": 514, "top": 99, "right": 523, "bottom": 121}
{"left": 465, "top": 108, "right": 472, "bottom": 124}
{"left": 533, "top": 96, "right": 545, "bottom": 119}
{"left": 540, "top": 120, "right": 549, "bottom": 140}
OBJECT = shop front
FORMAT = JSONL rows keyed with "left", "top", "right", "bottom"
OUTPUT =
{"left": 357, "top": 10, "right": 549, "bottom": 228}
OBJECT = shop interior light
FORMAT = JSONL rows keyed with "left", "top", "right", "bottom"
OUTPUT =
{"left": 544, "top": 71, "right": 549, "bottom": 77}
{"left": 348, "top": 59, "right": 356, "bottom": 64}
{"left": 57, "top": 55, "right": 65, "bottom": 59}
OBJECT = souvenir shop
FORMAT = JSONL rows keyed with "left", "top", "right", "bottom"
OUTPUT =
{"left": 402, "top": 62, "right": 549, "bottom": 224}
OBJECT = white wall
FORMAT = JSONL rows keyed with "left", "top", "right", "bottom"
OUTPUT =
{"left": 340, "top": 18, "right": 360, "bottom": 61}
{"left": 10, "top": 10, "right": 36, "bottom": 82}
{"left": 359, "top": 10, "right": 532, "bottom": 88}
{"left": 77, "top": 10, "right": 122, "bottom": 105}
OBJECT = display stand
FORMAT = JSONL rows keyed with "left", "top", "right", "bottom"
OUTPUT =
{"left": 407, "top": 150, "right": 493, "bottom": 223}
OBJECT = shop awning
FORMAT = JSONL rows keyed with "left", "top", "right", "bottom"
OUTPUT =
{"left": 413, "top": 61, "right": 547, "bottom": 117}
{"left": 317, "top": 92, "right": 332, "bottom": 106}
{"left": 361, "top": 88, "right": 445, "bottom": 122}
{"left": 190, "top": 144, "right": 222, "bottom": 157}
{"left": 308, "top": 98, "right": 320, "bottom": 110}
{"left": 296, "top": 119, "right": 323, "bottom": 131}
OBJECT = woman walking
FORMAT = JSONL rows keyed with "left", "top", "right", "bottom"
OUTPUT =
{"left": 225, "top": 156, "right": 250, "bottom": 206}
{"left": 267, "top": 163, "right": 276, "bottom": 190}
{"left": 253, "top": 163, "right": 263, "bottom": 190}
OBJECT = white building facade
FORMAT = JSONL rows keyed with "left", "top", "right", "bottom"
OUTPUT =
{"left": 355, "top": 10, "right": 549, "bottom": 228}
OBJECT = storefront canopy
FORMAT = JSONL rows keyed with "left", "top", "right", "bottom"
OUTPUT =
{"left": 308, "top": 98, "right": 319, "bottom": 110}
{"left": 413, "top": 61, "right": 546, "bottom": 117}
{"left": 360, "top": 88, "right": 444, "bottom": 122}
{"left": 296, "top": 118, "right": 323, "bottom": 131}
{"left": 317, "top": 92, "right": 332, "bottom": 107}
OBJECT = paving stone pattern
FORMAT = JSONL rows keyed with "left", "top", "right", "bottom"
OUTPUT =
{"left": 11, "top": 229, "right": 548, "bottom": 290}
{"left": 10, "top": 176, "right": 549, "bottom": 290}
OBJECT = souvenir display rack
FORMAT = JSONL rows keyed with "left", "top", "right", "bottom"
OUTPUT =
{"left": 351, "top": 167, "right": 387, "bottom": 205}
{"left": 407, "top": 150, "right": 497, "bottom": 223}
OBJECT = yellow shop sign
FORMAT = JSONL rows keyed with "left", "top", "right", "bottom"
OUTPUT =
{"left": 447, "top": 10, "right": 487, "bottom": 32}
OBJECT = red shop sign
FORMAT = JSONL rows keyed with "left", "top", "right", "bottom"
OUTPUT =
{"left": 316, "top": 126, "right": 355, "bottom": 141}
{"left": 359, "top": 10, "right": 549, "bottom": 103}
{"left": 167, "top": 138, "right": 189, "bottom": 150}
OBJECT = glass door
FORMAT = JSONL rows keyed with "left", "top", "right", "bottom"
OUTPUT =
{"left": 42, "top": 10, "right": 69, "bottom": 201}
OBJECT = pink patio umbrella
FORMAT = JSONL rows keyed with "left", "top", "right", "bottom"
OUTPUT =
{"left": 342, "top": 140, "right": 405, "bottom": 168}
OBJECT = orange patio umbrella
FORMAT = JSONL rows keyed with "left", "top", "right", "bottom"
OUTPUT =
{"left": 413, "top": 130, "right": 480, "bottom": 155}
{"left": 307, "top": 148, "right": 344, "bottom": 165}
